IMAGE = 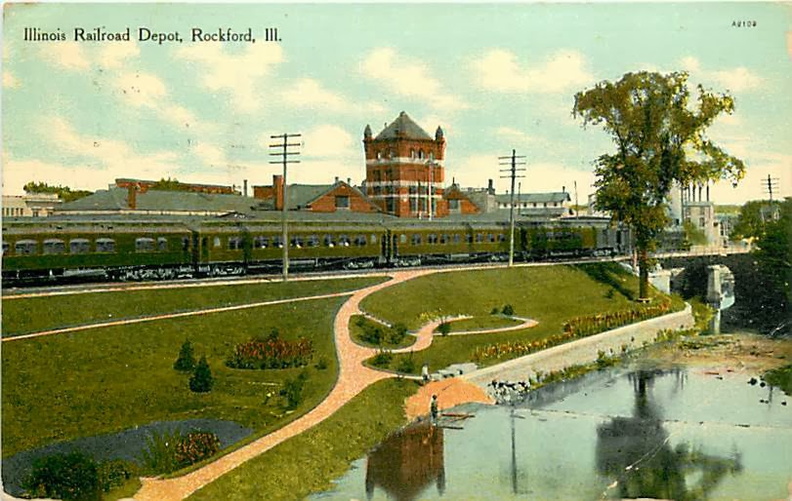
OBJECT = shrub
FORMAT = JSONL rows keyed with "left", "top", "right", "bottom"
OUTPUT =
{"left": 371, "top": 349, "right": 393, "bottom": 368}
{"left": 97, "top": 459, "right": 137, "bottom": 492}
{"left": 502, "top": 304, "right": 515, "bottom": 316}
{"left": 280, "top": 371, "right": 308, "bottom": 409}
{"left": 389, "top": 323, "right": 409, "bottom": 345}
{"left": 490, "top": 307, "right": 500, "bottom": 315}
{"left": 396, "top": 354, "right": 416, "bottom": 374}
{"left": 173, "top": 339, "right": 196, "bottom": 372}
{"left": 226, "top": 337, "right": 314, "bottom": 369}
{"left": 314, "top": 356, "right": 329, "bottom": 370}
{"left": 437, "top": 322, "right": 451, "bottom": 336}
{"left": 189, "top": 356, "right": 214, "bottom": 393}
{"left": 24, "top": 451, "right": 100, "bottom": 501}
{"left": 140, "top": 429, "right": 220, "bottom": 474}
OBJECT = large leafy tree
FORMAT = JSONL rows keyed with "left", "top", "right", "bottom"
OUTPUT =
{"left": 573, "top": 71, "right": 745, "bottom": 300}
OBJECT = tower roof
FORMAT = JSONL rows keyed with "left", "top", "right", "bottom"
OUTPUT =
{"left": 374, "top": 111, "right": 433, "bottom": 141}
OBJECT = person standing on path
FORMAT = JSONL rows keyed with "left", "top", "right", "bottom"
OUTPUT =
{"left": 430, "top": 394, "right": 439, "bottom": 424}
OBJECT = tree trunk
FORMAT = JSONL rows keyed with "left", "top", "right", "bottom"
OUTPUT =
{"left": 638, "top": 246, "right": 650, "bottom": 302}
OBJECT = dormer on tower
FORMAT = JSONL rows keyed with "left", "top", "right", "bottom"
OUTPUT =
{"left": 363, "top": 112, "right": 447, "bottom": 218}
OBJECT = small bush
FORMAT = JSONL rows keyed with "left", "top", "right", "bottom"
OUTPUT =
{"left": 97, "top": 459, "right": 137, "bottom": 492}
{"left": 396, "top": 354, "right": 416, "bottom": 374}
{"left": 189, "top": 356, "right": 214, "bottom": 393}
{"left": 140, "top": 429, "right": 220, "bottom": 474}
{"left": 437, "top": 322, "right": 451, "bottom": 336}
{"left": 371, "top": 349, "right": 393, "bottom": 368}
{"left": 226, "top": 336, "right": 314, "bottom": 369}
{"left": 280, "top": 371, "right": 309, "bottom": 409}
{"left": 315, "top": 356, "right": 329, "bottom": 370}
{"left": 490, "top": 307, "right": 500, "bottom": 315}
{"left": 502, "top": 304, "right": 515, "bottom": 316}
{"left": 173, "top": 339, "right": 196, "bottom": 372}
{"left": 24, "top": 451, "right": 100, "bottom": 501}
{"left": 389, "top": 323, "right": 409, "bottom": 345}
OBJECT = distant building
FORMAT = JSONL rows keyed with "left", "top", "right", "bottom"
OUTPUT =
{"left": 114, "top": 178, "right": 240, "bottom": 195}
{"left": 495, "top": 191, "right": 572, "bottom": 218}
{"left": 2, "top": 193, "right": 61, "bottom": 217}
{"left": 252, "top": 175, "right": 380, "bottom": 213}
{"left": 363, "top": 112, "right": 452, "bottom": 218}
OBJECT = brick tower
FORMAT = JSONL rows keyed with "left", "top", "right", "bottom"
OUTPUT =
{"left": 363, "top": 112, "right": 447, "bottom": 218}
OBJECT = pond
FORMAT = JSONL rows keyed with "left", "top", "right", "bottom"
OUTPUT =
{"left": 1, "top": 418, "right": 252, "bottom": 497}
{"left": 313, "top": 366, "right": 792, "bottom": 501}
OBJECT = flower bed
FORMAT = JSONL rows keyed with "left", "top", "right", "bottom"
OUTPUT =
{"left": 473, "top": 299, "right": 674, "bottom": 363}
{"left": 226, "top": 337, "right": 314, "bottom": 369}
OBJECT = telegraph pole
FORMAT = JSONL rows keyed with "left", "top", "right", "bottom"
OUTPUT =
{"left": 762, "top": 174, "right": 780, "bottom": 202}
{"left": 499, "top": 150, "right": 526, "bottom": 267}
{"left": 269, "top": 133, "right": 301, "bottom": 281}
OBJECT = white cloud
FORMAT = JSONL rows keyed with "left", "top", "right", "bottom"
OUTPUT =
{"left": 494, "top": 127, "right": 543, "bottom": 145}
{"left": 360, "top": 48, "right": 468, "bottom": 111}
{"left": 680, "top": 56, "right": 762, "bottom": 92}
{"left": 38, "top": 42, "right": 90, "bottom": 70}
{"left": 281, "top": 78, "right": 385, "bottom": 115}
{"left": 3, "top": 70, "right": 18, "bottom": 88}
{"left": 98, "top": 42, "right": 140, "bottom": 69}
{"left": 711, "top": 152, "right": 791, "bottom": 204}
{"left": 174, "top": 43, "right": 284, "bottom": 113}
{"left": 472, "top": 49, "right": 595, "bottom": 94}
{"left": 114, "top": 72, "right": 168, "bottom": 108}
{"left": 302, "top": 125, "right": 355, "bottom": 158}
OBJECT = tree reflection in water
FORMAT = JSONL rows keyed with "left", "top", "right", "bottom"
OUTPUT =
{"left": 365, "top": 421, "right": 445, "bottom": 501}
{"left": 596, "top": 369, "right": 742, "bottom": 500}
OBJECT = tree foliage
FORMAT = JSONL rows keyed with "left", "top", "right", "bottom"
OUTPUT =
{"left": 753, "top": 197, "right": 791, "bottom": 331}
{"left": 573, "top": 71, "right": 745, "bottom": 299}
{"left": 189, "top": 356, "right": 214, "bottom": 393}
{"left": 23, "top": 181, "right": 93, "bottom": 203}
{"left": 730, "top": 200, "right": 780, "bottom": 241}
{"left": 173, "top": 339, "right": 197, "bottom": 372}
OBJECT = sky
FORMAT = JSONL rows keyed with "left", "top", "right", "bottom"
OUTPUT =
{"left": 2, "top": 2, "right": 790, "bottom": 204}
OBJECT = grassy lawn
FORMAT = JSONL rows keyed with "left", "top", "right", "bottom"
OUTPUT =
{"left": 1, "top": 297, "right": 346, "bottom": 457}
{"left": 439, "top": 315, "right": 523, "bottom": 333}
{"left": 2, "top": 276, "right": 386, "bottom": 337}
{"left": 187, "top": 378, "right": 418, "bottom": 501}
{"left": 362, "top": 263, "right": 678, "bottom": 373}
{"left": 349, "top": 315, "right": 415, "bottom": 350}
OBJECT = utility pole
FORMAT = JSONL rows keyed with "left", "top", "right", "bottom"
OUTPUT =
{"left": 269, "top": 133, "right": 301, "bottom": 281}
{"left": 426, "top": 160, "right": 438, "bottom": 221}
{"left": 762, "top": 174, "right": 780, "bottom": 202}
{"left": 499, "top": 150, "right": 526, "bottom": 267}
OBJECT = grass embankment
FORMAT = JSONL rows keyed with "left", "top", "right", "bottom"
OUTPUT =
{"left": 2, "top": 276, "right": 385, "bottom": 458}
{"left": 361, "top": 263, "right": 681, "bottom": 373}
{"left": 1, "top": 297, "right": 345, "bottom": 458}
{"left": 1, "top": 276, "right": 386, "bottom": 337}
{"left": 187, "top": 378, "right": 418, "bottom": 501}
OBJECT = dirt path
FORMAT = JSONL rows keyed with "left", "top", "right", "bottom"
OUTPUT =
{"left": 132, "top": 270, "right": 433, "bottom": 501}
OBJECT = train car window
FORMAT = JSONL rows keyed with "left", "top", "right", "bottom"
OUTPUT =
{"left": 290, "top": 236, "right": 303, "bottom": 248}
{"left": 453, "top": 234, "right": 461, "bottom": 244}
{"left": 15, "top": 240, "right": 37, "bottom": 255}
{"left": 307, "top": 235, "right": 319, "bottom": 247}
{"left": 400, "top": 234, "right": 407, "bottom": 244}
{"left": 96, "top": 238, "right": 116, "bottom": 253}
{"left": 70, "top": 239, "right": 90, "bottom": 254}
{"left": 354, "top": 235, "right": 366, "bottom": 246}
{"left": 136, "top": 237, "right": 155, "bottom": 252}
{"left": 213, "top": 237, "right": 221, "bottom": 248}
{"left": 338, "top": 235, "right": 350, "bottom": 247}
{"left": 228, "top": 237, "right": 243, "bottom": 250}
{"left": 428, "top": 234, "right": 437, "bottom": 244}
{"left": 158, "top": 237, "right": 168, "bottom": 251}
{"left": 182, "top": 237, "right": 190, "bottom": 251}
{"left": 254, "top": 236, "right": 269, "bottom": 249}
{"left": 466, "top": 234, "right": 473, "bottom": 244}
{"left": 440, "top": 234, "right": 449, "bottom": 244}
{"left": 488, "top": 234, "right": 495, "bottom": 243}
{"left": 43, "top": 239, "right": 66, "bottom": 255}
{"left": 323, "top": 235, "right": 335, "bottom": 247}
{"left": 2, "top": 241, "right": 8, "bottom": 255}
{"left": 412, "top": 234, "right": 422, "bottom": 245}
{"left": 370, "top": 234, "right": 377, "bottom": 244}
{"left": 498, "top": 234, "right": 506, "bottom": 242}
{"left": 273, "top": 236, "right": 283, "bottom": 248}
{"left": 475, "top": 234, "right": 484, "bottom": 243}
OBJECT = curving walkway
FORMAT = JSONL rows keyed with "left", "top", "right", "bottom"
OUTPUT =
{"left": 133, "top": 269, "right": 434, "bottom": 501}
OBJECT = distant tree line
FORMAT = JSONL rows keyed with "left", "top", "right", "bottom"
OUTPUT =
{"left": 24, "top": 182, "right": 92, "bottom": 203}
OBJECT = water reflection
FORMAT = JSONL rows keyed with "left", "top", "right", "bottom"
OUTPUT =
{"left": 365, "top": 422, "right": 445, "bottom": 501}
{"left": 596, "top": 369, "right": 742, "bottom": 500}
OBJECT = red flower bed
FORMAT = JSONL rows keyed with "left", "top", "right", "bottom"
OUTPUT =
{"left": 226, "top": 337, "right": 314, "bottom": 369}
{"left": 174, "top": 431, "right": 220, "bottom": 467}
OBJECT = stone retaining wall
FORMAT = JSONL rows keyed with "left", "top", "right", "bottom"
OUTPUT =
{"left": 463, "top": 303, "right": 694, "bottom": 387}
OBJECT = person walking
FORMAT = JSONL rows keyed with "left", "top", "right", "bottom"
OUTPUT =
{"left": 430, "top": 394, "right": 439, "bottom": 424}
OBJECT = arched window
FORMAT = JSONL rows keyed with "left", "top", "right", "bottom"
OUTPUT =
{"left": 43, "top": 239, "right": 66, "bottom": 255}
{"left": 136, "top": 237, "right": 155, "bottom": 252}
{"left": 96, "top": 238, "right": 116, "bottom": 253}
{"left": 15, "top": 239, "right": 38, "bottom": 255}
{"left": 70, "top": 239, "right": 90, "bottom": 254}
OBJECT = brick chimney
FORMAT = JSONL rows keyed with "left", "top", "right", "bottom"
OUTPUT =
{"left": 127, "top": 185, "right": 137, "bottom": 210}
{"left": 273, "top": 174, "right": 284, "bottom": 210}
